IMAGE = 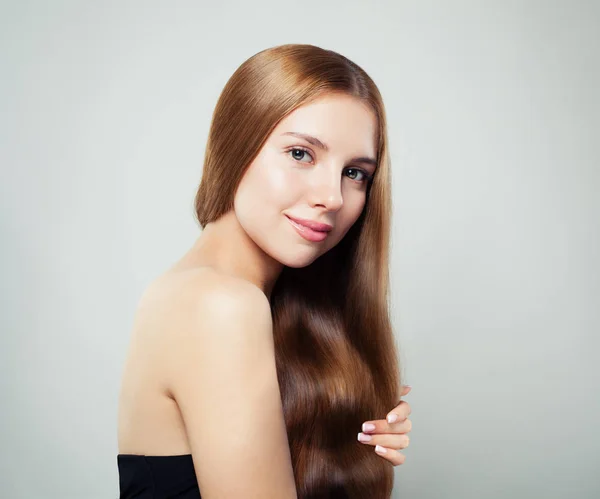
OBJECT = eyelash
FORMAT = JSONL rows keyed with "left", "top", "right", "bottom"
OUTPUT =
{"left": 286, "top": 147, "right": 373, "bottom": 184}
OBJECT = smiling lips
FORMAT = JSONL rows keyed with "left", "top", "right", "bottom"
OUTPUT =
{"left": 285, "top": 215, "right": 332, "bottom": 242}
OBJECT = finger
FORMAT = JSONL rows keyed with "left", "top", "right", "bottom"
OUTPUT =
{"left": 386, "top": 400, "right": 411, "bottom": 424}
{"left": 391, "top": 385, "right": 412, "bottom": 405}
{"left": 358, "top": 431, "right": 410, "bottom": 450}
{"left": 362, "top": 417, "right": 412, "bottom": 435}
{"left": 374, "top": 445, "right": 406, "bottom": 466}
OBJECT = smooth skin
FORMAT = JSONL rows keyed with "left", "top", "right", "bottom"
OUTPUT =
{"left": 117, "top": 93, "right": 412, "bottom": 498}
{"left": 167, "top": 269, "right": 298, "bottom": 497}
{"left": 118, "top": 267, "right": 299, "bottom": 498}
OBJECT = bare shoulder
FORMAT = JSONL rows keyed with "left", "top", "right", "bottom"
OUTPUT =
{"left": 137, "top": 266, "right": 274, "bottom": 386}
{"left": 181, "top": 266, "right": 272, "bottom": 329}
{"left": 150, "top": 267, "right": 296, "bottom": 498}
{"left": 138, "top": 266, "right": 271, "bottom": 339}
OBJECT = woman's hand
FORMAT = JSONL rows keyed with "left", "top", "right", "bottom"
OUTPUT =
{"left": 357, "top": 385, "right": 412, "bottom": 466}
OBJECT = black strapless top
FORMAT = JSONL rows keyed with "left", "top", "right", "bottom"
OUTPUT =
{"left": 117, "top": 454, "right": 201, "bottom": 498}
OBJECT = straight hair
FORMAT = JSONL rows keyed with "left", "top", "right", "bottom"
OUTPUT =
{"left": 195, "top": 43, "right": 402, "bottom": 498}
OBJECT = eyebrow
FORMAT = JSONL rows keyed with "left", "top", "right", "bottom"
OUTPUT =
{"left": 282, "top": 131, "right": 378, "bottom": 168}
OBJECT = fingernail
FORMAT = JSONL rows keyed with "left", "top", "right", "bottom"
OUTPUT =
{"left": 362, "top": 422, "right": 376, "bottom": 432}
{"left": 357, "top": 432, "right": 372, "bottom": 442}
{"left": 375, "top": 445, "right": 387, "bottom": 454}
{"left": 387, "top": 413, "right": 399, "bottom": 423}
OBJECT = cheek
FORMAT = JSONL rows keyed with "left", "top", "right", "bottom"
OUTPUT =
{"left": 254, "top": 155, "right": 305, "bottom": 206}
{"left": 234, "top": 156, "right": 301, "bottom": 224}
{"left": 265, "top": 167, "right": 299, "bottom": 201}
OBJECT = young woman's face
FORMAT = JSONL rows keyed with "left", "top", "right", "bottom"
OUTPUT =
{"left": 234, "top": 92, "right": 378, "bottom": 268}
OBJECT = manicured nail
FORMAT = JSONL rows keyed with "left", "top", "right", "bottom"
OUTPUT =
{"left": 387, "top": 413, "right": 399, "bottom": 423}
{"left": 362, "top": 422, "right": 376, "bottom": 432}
{"left": 375, "top": 445, "right": 387, "bottom": 454}
{"left": 357, "top": 432, "right": 372, "bottom": 442}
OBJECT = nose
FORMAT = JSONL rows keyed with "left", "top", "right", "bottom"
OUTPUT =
{"left": 308, "top": 167, "right": 343, "bottom": 212}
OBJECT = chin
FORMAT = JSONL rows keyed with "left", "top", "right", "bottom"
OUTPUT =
{"left": 275, "top": 247, "right": 323, "bottom": 269}
{"left": 283, "top": 259, "right": 315, "bottom": 269}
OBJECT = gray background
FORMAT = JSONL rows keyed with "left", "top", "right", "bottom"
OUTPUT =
{"left": 1, "top": 1, "right": 598, "bottom": 498}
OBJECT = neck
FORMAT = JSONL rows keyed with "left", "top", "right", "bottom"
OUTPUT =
{"left": 182, "top": 210, "right": 283, "bottom": 301}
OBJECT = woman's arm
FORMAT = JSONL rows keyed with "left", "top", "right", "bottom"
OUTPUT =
{"left": 163, "top": 274, "right": 298, "bottom": 499}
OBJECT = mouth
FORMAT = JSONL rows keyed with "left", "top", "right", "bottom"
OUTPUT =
{"left": 285, "top": 215, "right": 331, "bottom": 243}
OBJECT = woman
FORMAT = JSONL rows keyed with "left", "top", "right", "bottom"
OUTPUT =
{"left": 117, "top": 43, "right": 412, "bottom": 498}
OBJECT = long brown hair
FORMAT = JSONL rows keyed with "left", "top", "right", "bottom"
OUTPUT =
{"left": 194, "top": 44, "right": 402, "bottom": 499}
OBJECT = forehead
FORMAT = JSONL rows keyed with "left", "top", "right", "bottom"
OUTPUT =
{"left": 272, "top": 93, "right": 378, "bottom": 156}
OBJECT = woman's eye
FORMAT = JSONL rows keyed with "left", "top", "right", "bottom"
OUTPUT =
{"left": 288, "top": 147, "right": 313, "bottom": 163}
{"left": 345, "top": 168, "right": 370, "bottom": 183}
{"left": 288, "top": 148, "right": 371, "bottom": 184}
